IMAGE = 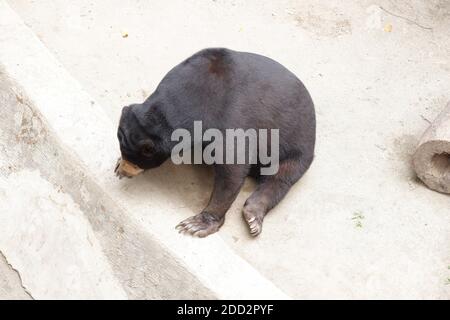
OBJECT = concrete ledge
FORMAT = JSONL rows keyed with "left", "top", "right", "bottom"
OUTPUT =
{"left": 0, "top": 1, "right": 288, "bottom": 299}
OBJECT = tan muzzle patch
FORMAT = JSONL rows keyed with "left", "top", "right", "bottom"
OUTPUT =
{"left": 115, "top": 158, "right": 144, "bottom": 179}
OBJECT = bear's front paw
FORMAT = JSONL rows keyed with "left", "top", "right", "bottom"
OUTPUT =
{"left": 176, "top": 212, "right": 224, "bottom": 238}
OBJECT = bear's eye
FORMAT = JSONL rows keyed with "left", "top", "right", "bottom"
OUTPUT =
{"left": 141, "top": 144, "right": 153, "bottom": 157}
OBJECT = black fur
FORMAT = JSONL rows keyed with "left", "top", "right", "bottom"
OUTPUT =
{"left": 117, "top": 48, "right": 316, "bottom": 237}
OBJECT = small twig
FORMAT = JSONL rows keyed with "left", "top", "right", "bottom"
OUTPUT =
{"left": 379, "top": 6, "right": 433, "bottom": 31}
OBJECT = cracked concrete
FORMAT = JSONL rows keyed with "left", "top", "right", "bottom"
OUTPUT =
{"left": 0, "top": 251, "right": 33, "bottom": 300}
{"left": 0, "top": 72, "right": 126, "bottom": 299}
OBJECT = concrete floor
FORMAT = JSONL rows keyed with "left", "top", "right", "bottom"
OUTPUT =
{"left": 3, "top": 0, "right": 450, "bottom": 298}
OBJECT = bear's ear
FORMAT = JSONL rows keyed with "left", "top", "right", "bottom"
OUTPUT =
{"left": 138, "top": 139, "right": 154, "bottom": 157}
{"left": 122, "top": 105, "right": 133, "bottom": 114}
{"left": 119, "top": 106, "right": 131, "bottom": 122}
{"left": 120, "top": 105, "right": 141, "bottom": 126}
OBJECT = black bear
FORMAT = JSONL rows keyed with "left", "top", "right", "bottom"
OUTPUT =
{"left": 115, "top": 48, "right": 315, "bottom": 237}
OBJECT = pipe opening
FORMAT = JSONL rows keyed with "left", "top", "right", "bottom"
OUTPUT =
{"left": 430, "top": 153, "right": 450, "bottom": 177}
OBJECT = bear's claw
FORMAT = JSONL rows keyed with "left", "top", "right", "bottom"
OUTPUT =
{"left": 176, "top": 212, "right": 224, "bottom": 238}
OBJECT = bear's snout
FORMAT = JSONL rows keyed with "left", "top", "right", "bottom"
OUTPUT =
{"left": 115, "top": 157, "right": 144, "bottom": 179}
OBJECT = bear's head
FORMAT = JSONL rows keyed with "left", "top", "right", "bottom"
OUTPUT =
{"left": 115, "top": 104, "right": 169, "bottom": 178}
